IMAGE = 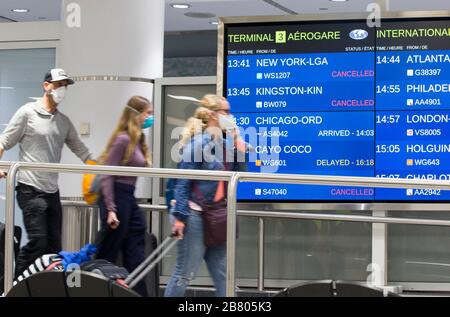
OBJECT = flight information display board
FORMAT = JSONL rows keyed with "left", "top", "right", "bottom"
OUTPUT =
{"left": 223, "top": 18, "right": 450, "bottom": 201}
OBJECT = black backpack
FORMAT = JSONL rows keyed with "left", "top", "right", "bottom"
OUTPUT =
{"left": 0, "top": 222, "right": 22, "bottom": 294}
{"left": 0, "top": 222, "right": 22, "bottom": 260}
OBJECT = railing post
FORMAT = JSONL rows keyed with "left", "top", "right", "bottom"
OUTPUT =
{"left": 257, "top": 217, "right": 265, "bottom": 291}
{"left": 226, "top": 173, "right": 240, "bottom": 297}
{"left": 371, "top": 209, "right": 388, "bottom": 287}
{"left": 4, "top": 162, "right": 20, "bottom": 295}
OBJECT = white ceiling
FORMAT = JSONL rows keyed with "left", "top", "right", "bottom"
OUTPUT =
{"left": 0, "top": 0, "right": 448, "bottom": 30}
{"left": 0, "top": 0, "right": 61, "bottom": 22}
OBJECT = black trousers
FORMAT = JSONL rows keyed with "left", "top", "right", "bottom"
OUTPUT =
{"left": 97, "top": 182, "right": 147, "bottom": 296}
{"left": 15, "top": 183, "right": 62, "bottom": 277}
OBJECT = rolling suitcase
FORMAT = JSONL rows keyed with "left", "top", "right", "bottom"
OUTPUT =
{"left": 95, "top": 230, "right": 177, "bottom": 296}
{"left": 5, "top": 234, "right": 177, "bottom": 297}
{"left": 144, "top": 232, "right": 159, "bottom": 297}
{"left": 125, "top": 233, "right": 178, "bottom": 291}
{"left": 113, "top": 232, "right": 174, "bottom": 296}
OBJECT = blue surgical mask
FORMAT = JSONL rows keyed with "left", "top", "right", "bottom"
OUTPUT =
{"left": 126, "top": 105, "right": 154, "bottom": 129}
{"left": 142, "top": 115, "right": 154, "bottom": 129}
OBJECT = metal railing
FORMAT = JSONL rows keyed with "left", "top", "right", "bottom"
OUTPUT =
{"left": 4, "top": 162, "right": 450, "bottom": 296}
{"left": 62, "top": 201, "right": 450, "bottom": 292}
{"left": 1, "top": 161, "right": 233, "bottom": 294}
{"left": 239, "top": 209, "right": 450, "bottom": 292}
{"left": 225, "top": 172, "right": 450, "bottom": 296}
{"left": 0, "top": 161, "right": 12, "bottom": 171}
{"left": 60, "top": 200, "right": 167, "bottom": 251}
{"left": 60, "top": 200, "right": 167, "bottom": 211}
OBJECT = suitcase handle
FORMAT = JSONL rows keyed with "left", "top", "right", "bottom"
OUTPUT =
{"left": 125, "top": 233, "right": 178, "bottom": 288}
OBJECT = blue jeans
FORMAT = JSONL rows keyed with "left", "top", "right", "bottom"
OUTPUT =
{"left": 164, "top": 209, "right": 226, "bottom": 297}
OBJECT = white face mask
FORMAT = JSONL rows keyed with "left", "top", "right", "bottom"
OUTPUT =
{"left": 49, "top": 86, "right": 67, "bottom": 104}
{"left": 218, "top": 114, "right": 236, "bottom": 131}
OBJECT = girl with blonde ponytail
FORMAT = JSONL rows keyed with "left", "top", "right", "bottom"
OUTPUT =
{"left": 179, "top": 106, "right": 216, "bottom": 147}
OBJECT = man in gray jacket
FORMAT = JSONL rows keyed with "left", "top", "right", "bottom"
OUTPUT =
{"left": 0, "top": 68, "right": 93, "bottom": 276}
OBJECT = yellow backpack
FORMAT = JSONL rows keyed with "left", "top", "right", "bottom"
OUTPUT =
{"left": 82, "top": 160, "right": 102, "bottom": 205}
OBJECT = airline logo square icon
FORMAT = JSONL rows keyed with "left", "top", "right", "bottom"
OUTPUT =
{"left": 407, "top": 69, "right": 414, "bottom": 76}
{"left": 255, "top": 188, "right": 262, "bottom": 196}
{"left": 406, "top": 159, "right": 414, "bottom": 166}
{"left": 407, "top": 129, "right": 414, "bottom": 136}
{"left": 407, "top": 99, "right": 414, "bottom": 106}
{"left": 256, "top": 101, "right": 263, "bottom": 108}
{"left": 256, "top": 73, "right": 263, "bottom": 79}
{"left": 255, "top": 160, "right": 262, "bottom": 167}
{"left": 406, "top": 189, "right": 413, "bottom": 196}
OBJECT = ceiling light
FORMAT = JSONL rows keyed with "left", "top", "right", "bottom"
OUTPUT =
{"left": 210, "top": 21, "right": 218, "bottom": 25}
{"left": 185, "top": 12, "right": 215, "bottom": 19}
{"left": 319, "top": 8, "right": 329, "bottom": 10}
{"left": 11, "top": 8, "right": 30, "bottom": 13}
{"left": 329, "top": 0, "right": 348, "bottom": 2}
{"left": 171, "top": 4, "right": 191, "bottom": 9}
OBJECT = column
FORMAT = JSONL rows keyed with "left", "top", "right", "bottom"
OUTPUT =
{"left": 58, "top": 0, "right": 164, "bottom": 198}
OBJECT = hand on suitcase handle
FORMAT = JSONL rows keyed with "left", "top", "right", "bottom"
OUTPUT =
{"left": 171, "top": 219, "right": 185, "bottom": 239}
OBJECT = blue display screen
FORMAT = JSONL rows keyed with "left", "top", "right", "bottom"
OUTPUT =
{"left": 224, "top": 19, "right": 450, "bottom": 201}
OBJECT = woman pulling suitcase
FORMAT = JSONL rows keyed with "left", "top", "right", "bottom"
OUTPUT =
{"left": 96, "top": 95, "right": 153, "bottom": 296}
{"left": 165, "top": 94, "right": 249, "bottom": 297}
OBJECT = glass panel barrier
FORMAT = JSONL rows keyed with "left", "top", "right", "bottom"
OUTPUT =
{"left": 265, "top": 211, "right": 372, "bottom": 282}
{"left": 388, "top": 211, "right": 450, "bottom": 283}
